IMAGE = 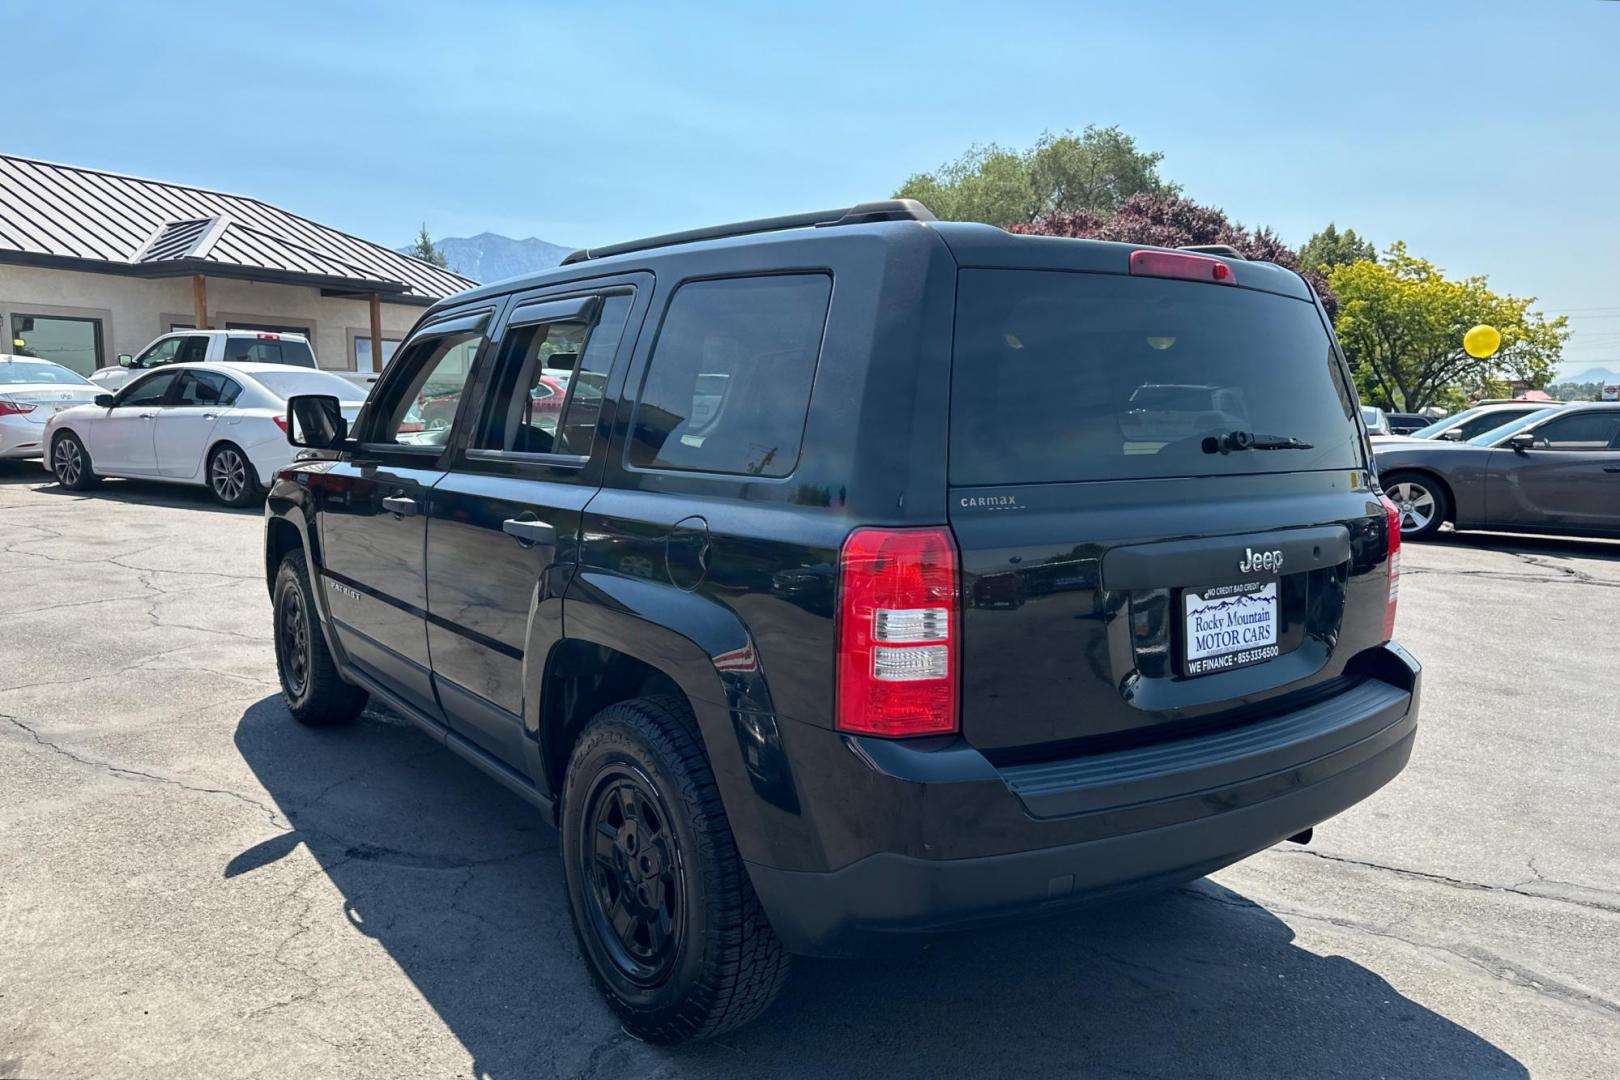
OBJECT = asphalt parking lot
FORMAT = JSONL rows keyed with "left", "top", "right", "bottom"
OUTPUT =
{"left": 2, "top": 463, "right": 1618, "bottom": 1080}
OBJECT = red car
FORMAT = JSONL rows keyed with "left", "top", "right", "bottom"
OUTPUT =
{"left": 417, "top": 375, "right": 568, "bottom": 432}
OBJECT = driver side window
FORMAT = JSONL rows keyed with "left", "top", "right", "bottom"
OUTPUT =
{"left": 134, "top": 337, "right": 184, "bottom": 369}
{"left": 369, "top": 330, "right": 485, "bottom": 447}
{"left": 119, "top": 370, "right": 179, "bottom": 408}
{"left": 1532, "top": 413, "right": 1620, "bottom": 451}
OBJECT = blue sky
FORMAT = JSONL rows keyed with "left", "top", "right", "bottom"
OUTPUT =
{"left": 6, "top": 0, "right": 1617, "bottom": 375}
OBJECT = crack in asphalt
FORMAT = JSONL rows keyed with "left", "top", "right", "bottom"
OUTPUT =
{"left": 1, "top": 711, "right": 290, "bottom": 832}
{"left": 1276, "top": 847, "right": 1620, "bottom": 915}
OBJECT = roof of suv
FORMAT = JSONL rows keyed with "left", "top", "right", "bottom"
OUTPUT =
{"left": 166, "top": 329, "right": 311, "bottom": 342}
{"left": 436, "top": 201, "right": 1316, "bottom": 313}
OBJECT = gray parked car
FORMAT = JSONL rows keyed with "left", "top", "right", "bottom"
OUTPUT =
{"left": 1374, "top": 403, "right": 1620, "bottom": 539}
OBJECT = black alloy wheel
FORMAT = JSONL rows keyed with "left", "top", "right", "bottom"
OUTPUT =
{"left": 579, "top": 765, "right": 685, "bottom": 985}
{"left": 276, "top": 576, "right": 311, "bottom": 699}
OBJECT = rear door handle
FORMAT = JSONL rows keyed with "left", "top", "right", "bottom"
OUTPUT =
{"left": 1604, "top": 467, "right": 1620, "bottom": 473}
{"left": 502, "top": 517, "right": 556, "bottom": 547}
{"left": 381, "top": 495, "right": 418, "bottom": 517}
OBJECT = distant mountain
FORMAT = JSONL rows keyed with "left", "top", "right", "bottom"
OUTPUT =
{"left": 398, "top": 232, "right": 571, "bottom": 284}
{"left": 1554, "top": 366, "right": 1620, "bottom": 386}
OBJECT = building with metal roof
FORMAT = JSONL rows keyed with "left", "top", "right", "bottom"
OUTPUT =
{"left": 0, "top": 154, "right": 475, "bottom": 377}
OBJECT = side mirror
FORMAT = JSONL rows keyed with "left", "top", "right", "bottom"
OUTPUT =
{"left": 1438, "top": 429, "right": 1464, "bottom": 441}
{"left": 118, "top": 354, "right": 134, "bottom": 367}
{"left": 286, "top": 394, "right": 348, "bottom": 449}
{"left": 95, "top": 393, "right": 115, "bottom": 408}
{"left": 1507, "top": 431, "right": 1536, "bottom": 452}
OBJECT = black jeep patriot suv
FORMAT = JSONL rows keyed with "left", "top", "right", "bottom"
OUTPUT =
{"left": 265, "top": 201, "right": 1419, "bottom": 1042}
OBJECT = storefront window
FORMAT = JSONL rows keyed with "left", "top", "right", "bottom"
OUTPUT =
{"left": 10, "top": 314, "right": 103, "bottom": 375}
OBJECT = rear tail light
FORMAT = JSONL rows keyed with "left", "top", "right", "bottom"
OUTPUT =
{"left": 1129, "top": 249, "right": 1235, "bottom": 284}
{"left": 273, "top": 415, "right": 289, "bottom": 434}
{"left": 836, "top": 526, "right": 960, "bottom": 737}
{"left": 256, "top": 332, "right": 282, "bottom": 341}
{"left": 0, "top": 398, "right": 37, "bottom": 417}
{"left": 1380, "top": 495, "right": 1402, "bottom": 641}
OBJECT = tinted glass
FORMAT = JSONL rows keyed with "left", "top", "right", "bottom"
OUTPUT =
{"left": 253, "top": 370, "right": 362, "bottom": 401}
{"left": 558, "top": 294, "right": 631, "bottom": 456}
{"left": 0, "top": 360, "right": 92, "bottom": 386}
{"left": 120, "top": 370, "right": 179, "bottom": 407}
{"left": 176, "top": 336, "right": 208, "bottom": 364}
{"left": 950, "top": 270, "right": 1360, "bottom": 485}
{"left": 373, "top": 331, "right": 482, "bottom": 447}
{"left": 1532, "top": 412, "right": 1620, "bottom": 450}
{"left": 175, "top": 370, "right": 236, "bottom": 406}
{"left": 223, "top": 337, "right": 316, "bottom": 366}
{"left": 629, "top": 275, "right": 831, "bottom": 477}
{"left": 1455, "top": 408, "right": 1536, "bottom": 439}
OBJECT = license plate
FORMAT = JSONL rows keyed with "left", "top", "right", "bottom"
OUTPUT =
{"left": 1183, "top": 581, "right": 1279, "bottom": 675}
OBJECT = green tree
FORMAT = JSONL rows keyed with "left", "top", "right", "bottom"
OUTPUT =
{"left": 407, "top": 222, "right": 449, "bottom": 268}
{"left": 1299, "top": 223, "right": 1375, "bottom": 272}
{"left": 895, "top": 125, "right": 1175, "bottom": 227}
{"left": 1329, "top": 244, "right": 1568, "bottom": 412}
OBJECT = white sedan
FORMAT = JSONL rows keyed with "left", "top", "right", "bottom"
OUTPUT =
{"left": 44, "top": 363, "right": 366, "bottom": 506}
{"left": 1, "top": 355, "right": 107, "bottom": 460}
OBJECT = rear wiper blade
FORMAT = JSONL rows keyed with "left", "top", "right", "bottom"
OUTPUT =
{"left": 1200, "top": 430, "right": 1315, "bottom": 454}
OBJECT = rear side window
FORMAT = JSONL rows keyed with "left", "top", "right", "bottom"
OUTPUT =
{"left": 175, "top": 369, "right": 240, "bottom": 406}
{"left": 950, "top": 269, "right": 1360, "bottom": 486}
{"left": 473, "top": 294, "right": 631, "bottom": 457}
{"left": 176, "top": 336, "right": 208, "bottom": 364}
{"left": 628, "top": 274, "right": 831, "bottom": 478}
{"left": 223, "top": 337, "right": 316, "bottom": 367}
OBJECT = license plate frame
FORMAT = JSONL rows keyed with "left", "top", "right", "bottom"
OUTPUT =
{"left": 1181, "top": 580, "right": 1281, "bottom": 676}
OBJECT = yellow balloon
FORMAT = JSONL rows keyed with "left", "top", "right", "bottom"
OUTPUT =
{"left": 1464, "top": 324, "right": 1501, "bottom": 359}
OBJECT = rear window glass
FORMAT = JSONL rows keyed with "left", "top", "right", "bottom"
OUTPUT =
{"left": 0, "top": 361, "right": 92, "bottom": 385}
{"left": 223, "top": 337, "right": 316, "bottom": 366}
{"left": 628, "top": 274, "right": 831, "bottom": 478}
{"left": 254, "top": 370, "right": 363, "bottom": 401}
{"left": 950, "top": 269, "right": 1360, "bottom": 485}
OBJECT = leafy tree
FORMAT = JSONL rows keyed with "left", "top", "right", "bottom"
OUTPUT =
{"left": 1548, "top": 381, "right": 1602, "bottom": 402}
{"left": 895, "top": 125, "right": 1175, "bottom": 228}
{"left": 1299, "top": 224, "right": 1375, "bottom": 272}
{"left": 1010, "top": 192, "right": 1337, "bottom": 317}
{"left": 407, "top": 223, "right": 449, "bottom": 268}
{"left": 1329, "top": 244, "right": 1568, "bottom": 412}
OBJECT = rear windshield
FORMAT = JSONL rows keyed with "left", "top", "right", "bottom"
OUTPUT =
{"left": 0, "top": 360, "right": 93, "bottom": 386}
{"left": 950, "top": 269, "right": 1361, "bottom": 485}
{"left": 223, "top": 337, "right": 315, "bottom": 367}
{"left": 253, "top": 370, "right": 363, "bottom": 401}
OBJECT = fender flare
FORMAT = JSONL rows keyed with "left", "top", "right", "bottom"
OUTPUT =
{"left": 542, "top": 569, "right": 804, "bottom": 867}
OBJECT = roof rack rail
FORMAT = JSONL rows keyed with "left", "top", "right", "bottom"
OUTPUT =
{"left": 1178, "top": 244, "right": 1246, "bottom": 260}
{"left": 560, "top": 200, "right": 936, "bottom": 266}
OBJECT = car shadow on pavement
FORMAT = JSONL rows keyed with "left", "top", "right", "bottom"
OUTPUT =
{"left": 233, "top": 695, "right": 1526, "bottom": 1080}
{"left": 1, "top": 467, "right": 260, "bottom": 513}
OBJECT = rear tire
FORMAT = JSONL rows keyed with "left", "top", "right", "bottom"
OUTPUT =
{"left": 561, "top": 695, "right": 790, "bottom": 1043}
{"left": 208, "top": 442, "right": 260, "bottom": 507}
{"left": 1382, "top": 471, "right": 1450, "bottom": 540}
{"left": 273, "top": 550, "right": 367, "bottom": 726}
{"left": 51, "top": 431, "right": 99, "bottom": 490}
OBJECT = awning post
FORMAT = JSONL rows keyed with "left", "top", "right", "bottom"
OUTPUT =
{"left": 192, "top": 274, "right": 209, "bottom": 329}
{"left": 369, "top": 292, "right": 383, "bottom": 373}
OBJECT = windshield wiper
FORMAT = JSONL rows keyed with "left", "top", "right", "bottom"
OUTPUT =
{"left": 1200, "top": 430, "right": 1315, "bottom": 454}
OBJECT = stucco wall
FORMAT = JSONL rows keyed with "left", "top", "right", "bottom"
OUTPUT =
{"left": 0, "top": 263, "right": 428, "bottom": 372}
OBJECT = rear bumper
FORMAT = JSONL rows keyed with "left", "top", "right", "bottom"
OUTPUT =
{"left": 747, "top": 642, "right": 1420, "bottom": 957}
